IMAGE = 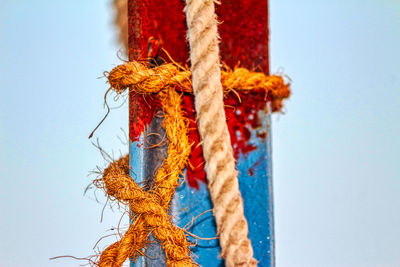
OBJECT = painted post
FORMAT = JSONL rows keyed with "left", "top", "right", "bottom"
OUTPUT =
{"left": 128, "top": 0, "right": 274, "bottom": 266}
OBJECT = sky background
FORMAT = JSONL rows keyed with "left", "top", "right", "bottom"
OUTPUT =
{"left": 0, "top": 0, "right": 399, "bottom": 267}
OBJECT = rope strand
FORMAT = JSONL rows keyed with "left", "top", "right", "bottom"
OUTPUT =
{"left": 184, "top": 0, "right": 258, "bottom": 265}
{"left": 95, "top": 86, "right": 195, "bottom": 267}
{"left": 95, "top": 60, "right": 290, "bottom": 267}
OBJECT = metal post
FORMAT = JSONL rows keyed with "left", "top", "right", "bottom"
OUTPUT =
{"left": 128, "top": 0, "right": 274, "bottom": 266}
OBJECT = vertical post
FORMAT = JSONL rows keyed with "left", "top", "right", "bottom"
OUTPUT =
{"left": 128, "top": 0, "right": 274, "bottom": 266}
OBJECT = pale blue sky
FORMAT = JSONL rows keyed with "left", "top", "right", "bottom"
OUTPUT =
{"left": 0, "top": 1, "right": 399, "bottom": 267}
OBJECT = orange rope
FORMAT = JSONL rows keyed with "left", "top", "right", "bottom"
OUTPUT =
{"left": 94, "top": 60, "right": 290, "bottom": 267}
{"left": 95, "top": 86, "right": 194, "bottom": 266}
{"left": 107, "top": 61, "right": 290, "bottom": 111}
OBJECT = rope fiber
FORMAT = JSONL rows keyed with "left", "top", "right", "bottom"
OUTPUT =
{"left": 185, "top": 0, "right": 259, "bottom": 265}
{"left": 96, "top": 85, "right": 195, "bottom": 267}
{"left": 94, "top": 60, "right": 290, "bottom": 266}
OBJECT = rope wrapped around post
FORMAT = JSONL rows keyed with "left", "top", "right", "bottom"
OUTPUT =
{"left": 108, "top": 61, "right": 290, "bottom": 111}
{"left": 94, "top": 60, "right": 290, "bottom": 267}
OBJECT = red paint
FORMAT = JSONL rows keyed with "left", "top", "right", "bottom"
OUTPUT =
{"left": 128, "top": 0, "right": 187, "bottom": 141}
{"left": 129, "top": 94, "right": 161, "bottom": 142}
{"left": 248, "top": 160, "right": 262, "bottom": 177}
{"left": 128, "top": 0, "right": 269, "bottom": 188}
{"left": 128, "top": 0, "right": 187, "bottom": 62}
{"left": 182, "top": 90, "right": 269, "bottom": 189}
{"left": 129, "top": 88, "right": 270, "bottom": 188}
{"left": 128, "top": 0, "right": 269, "bottom": 71}
{"left": 216, "top": 0, "right": 269, "bottom": 72}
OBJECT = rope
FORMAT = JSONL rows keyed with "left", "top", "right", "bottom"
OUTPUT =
{"left": 95, "top": 85, "right": 195, "bottom": 266}
{"left": 96, "top": 60, "right": 289, "bottom": 266}
{"left": 184, "top": 0, "right": 258, "bottom": 265}
{"left": 107, "top": 61, "right": 290, "bottom": 111}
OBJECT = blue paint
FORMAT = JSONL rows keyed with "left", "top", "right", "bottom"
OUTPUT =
{"left": 129, "top": 114, "right": 168, "bottom": 267}
{"left": 129, "top": 137, "right": 146, "bottom": 267}
{"left": 172, "top": 182, "right": 222, "bottom": 266}
{"left": 130, "top": 109, "right": 274, "bottom": 266}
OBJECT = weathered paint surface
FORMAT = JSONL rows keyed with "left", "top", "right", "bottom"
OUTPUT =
{"left": 171, "top": 110, "right": 274, "bottom": 266}
{"left": 129, "top": 110, "right": 274, "bottom": 266}
{"left": 129, "top": 115, "right": 168, "bottom": 266}
{"left": 128, "top": 0, "right": 274, "bottom": 266}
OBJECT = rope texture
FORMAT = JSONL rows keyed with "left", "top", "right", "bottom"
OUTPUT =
{"left": 95, "top": 60, "right": 290, "bottom": 267}
{"left": 96, "top": 78, "right": 195, "bottom": 266}
{"left": 184, "top": 0, "right": 258, "bottom": 265}
{"left": 108, "top": 61, "right": 290, "bottom": 111}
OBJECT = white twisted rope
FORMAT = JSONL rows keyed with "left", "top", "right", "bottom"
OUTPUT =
{"left": 184, "top": 0, "right": 257, "bottom": 266}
